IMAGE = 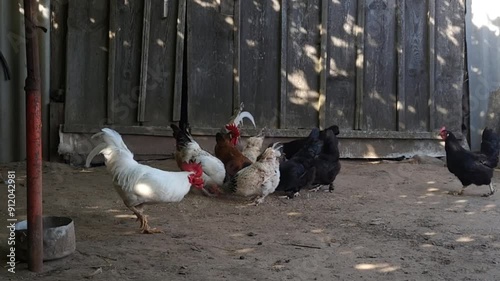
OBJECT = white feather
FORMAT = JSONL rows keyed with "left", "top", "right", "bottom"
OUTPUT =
{"left": 178, "top": 141, "right": 226, "bottom": 187}
{"left": 86, "top": 128, "right": 195, "bottom": 207}
{"left": 233, "top": 111, "right": 256, "bottom": 128}
{"left": 226, "top": 146, "right": 281, "bottom": 204}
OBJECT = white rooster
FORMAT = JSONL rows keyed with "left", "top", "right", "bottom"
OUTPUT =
{"left": 85, "top": 128, "right": 204, "bottom": 234}
{"left": 222, "top": 143, "right": 282, "bottom": 205}
{"left": 170, "top": 123, "right": 226, "bottom": 195}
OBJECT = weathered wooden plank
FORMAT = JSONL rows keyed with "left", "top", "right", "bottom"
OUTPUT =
{"left": 49, "top": 0, "right": 67, "bottom": 100}
{"left": 186, "top": 0, "right": 234, "bottom": 128}
{"left": 318, "top": 0, "right": 328, "bottom": 130}
{"left": 137, "top": 0, "right": 152, "bottom": 122}
{"left": 239, "top": 0, "right": 281, "bottom": 129}
{"left": 143, "top": 0, "right": 179, "bottom": 126}
{"left": 326, "top": 0, "right": 358, "bottom": 130}
{"left": 432, "top": 0, "right": 464, "bottom": 131}
{"left": 285, "top": 0, "right": 321, "bottom": 129}
{"left": 280, "top": 0, "right": 288, "bottom": 128}
{"left": 63, "top": 123, "right": 448, "bottom": 139}
{"left": 396, "top": 0, "right": 405, "bottom": 131}
{"left": 65, "top": 0, "right": 108, "bottom": 126}
{"left": 354, "top": 0, "right": 365, "bottom": 130}
{"left": 107, "top": 0, "right": 117, "bottom": 124}
{"left": 110, "top": 0, "right": 144, "bottom": 126}
{"left": 428, "top": 0, "right": 436, "bottom": 131}
{"left": 402, "top": 0, "right": 430, "bottom": 131}
{"left": 233, "top": 0, "right": 241, "bottom": 109}
{"left": 172, "top": 0, "right": 186, "bottom": 121}
{"left": 361, "top": 0, "right": 397, "bottom": 131}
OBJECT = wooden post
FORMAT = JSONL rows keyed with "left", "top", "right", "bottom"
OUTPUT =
{"left": 23, "top": 0, "right": 44, "bottom": 272}
{"left": 280, "top": 0, "right": 288, "bottom": 129}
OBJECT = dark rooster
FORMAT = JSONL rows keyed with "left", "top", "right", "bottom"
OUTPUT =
{"left": 277, "top": 125, "right": 339, "bottom": 159}
{"left": 275, "top": 128, "right": 323, "bottom": 198}
{"left": 310, "top": 128, "right": 341, "bottom": 192}
{"left": 440, "top": 127, "right": 499, "bottom": 197}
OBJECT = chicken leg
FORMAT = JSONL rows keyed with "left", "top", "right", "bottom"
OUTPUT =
{"left": 308, "top": 184, "right": 323, "bottom": 192}
{"left": 482, "top": 183, "right": 495, "bottom": 197}
{"left": 252, "top": 195, "right": 269, "bottom": 206}
{"left": 128, "top": 204, "right": 163, "bottom": 234}
{"left": 328, "top": 183, "right": 335, "bottom": 192}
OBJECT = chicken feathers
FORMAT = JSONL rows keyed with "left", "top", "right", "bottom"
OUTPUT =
{"left": 214, "top": 132, "right": 252, "bottom": 178}
{"left": 311, "top": 128, "right": 341, "bottom": 192}
{"left": 222, "top": 143, "right": 282, "bottom": 205}
{"left": 85, "top": 128, "right": 204, "bottom": 233}
{"left": 440, "top": 127, "right": 499, "bottom": 196}
{"left": 171, "top": 124, "right": 226, "bottom": 192}
{"left": 276, "top": 128, "right": 323, "bottom": 198}
{"left": 241, "top": 128, "right": 265, "bottom": 162}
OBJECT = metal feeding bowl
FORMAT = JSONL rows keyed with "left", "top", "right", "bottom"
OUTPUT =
{"left": 15, "top": 216, "right": 76, "bottom": 261}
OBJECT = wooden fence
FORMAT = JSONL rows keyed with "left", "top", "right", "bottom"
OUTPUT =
{"left": 51, "top": 0, "right": 466, "bottom": 158}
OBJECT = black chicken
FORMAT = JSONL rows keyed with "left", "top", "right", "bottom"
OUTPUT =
{"left": 276, "top": 128, "right": 323, "bottom": 198}
{"left": 440, "top": 127, "right": 499, "bottom": 197}
{"left": 278, "top": 125, "right": 339, "bottom": 160}
{"left": 310, "top": 128, "right": 341, "bottom": 192}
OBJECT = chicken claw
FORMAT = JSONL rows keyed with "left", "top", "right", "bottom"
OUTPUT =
{"left": 328, "top": 183, "right": 335, "bottom": 192}
{"left": 141, "top": 227, "right": 164, "bottom": 234}
{"left": 482, "top": 184, "right": 495, "bottom": 197}
{"left": 200, "top": 187, "right": 217, "bottom": 197}
{"left": 278, "top": 192, "right": 301, "bottom": 199}
{"left": 253, "top": 196, "right": 265, "bottom": 206}
{"left": 139, "top": 217, "right": 164, "bottom": 234}
{"left": 309, "top": 184, "right": 322, "bottom": 192}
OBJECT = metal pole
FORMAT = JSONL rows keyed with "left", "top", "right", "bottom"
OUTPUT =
{"left": 23, "top": 0, "right": 43, "bottom": 272}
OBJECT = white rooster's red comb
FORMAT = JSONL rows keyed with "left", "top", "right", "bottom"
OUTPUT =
{"left": 181, "top": 161, "right": 203, "bottom": 178}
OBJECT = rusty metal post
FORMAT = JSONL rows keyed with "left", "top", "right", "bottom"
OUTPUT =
{"left": 23, "top": 0, "right": 44, "bottom": 272}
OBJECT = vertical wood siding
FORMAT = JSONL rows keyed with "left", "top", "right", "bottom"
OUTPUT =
{"left": 61, "top": 0, "right": 464, "bottom": 138}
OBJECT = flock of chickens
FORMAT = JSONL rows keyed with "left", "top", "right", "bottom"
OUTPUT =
{"left": 85, "top": 105, "right": 499, "bottom": 234}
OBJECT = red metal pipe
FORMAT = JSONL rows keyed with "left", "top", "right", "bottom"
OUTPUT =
{"left": 23, "top": 0, "right": 43, "bottom": 272}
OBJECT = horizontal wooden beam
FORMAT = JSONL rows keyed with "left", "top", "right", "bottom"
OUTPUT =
{"left": 61, "top": 131, "right": 447, "bottom": 166}
{"left": 63, "top": 124, "right": 452, "bottom": 140}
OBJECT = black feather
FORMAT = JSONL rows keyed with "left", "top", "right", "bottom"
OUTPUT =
{"left": 312, "top": 129, "right": 341, "bottom": 188}
{"left": 480, "top": 127, "right": 500, "bottom": 168}
{"left": 444, "top": 130, "right": 494, "bottom": 187}
{"left": 276, "top": 128, "right": 322, "bottom": 195}
{"left": 222, "top": 173, "right": 238, "bottom": 193}
{"left": 170, "top": 123, "right": 192, "bottom": 150}
{"left": 277, "top": 125, "right": 340, "bottom": 159}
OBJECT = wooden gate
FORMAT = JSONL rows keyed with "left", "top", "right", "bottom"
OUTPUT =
{"left": 53, "top": 0, "right": 465, "bottom": 158}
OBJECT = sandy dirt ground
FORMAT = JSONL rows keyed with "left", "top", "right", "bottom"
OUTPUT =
{"left": 1, "top": 158, "right": 500, "bottom": 281}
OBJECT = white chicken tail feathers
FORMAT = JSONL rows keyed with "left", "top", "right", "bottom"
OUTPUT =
{"left": 233, "top": 111, "right": 256, "bottom": 128}
{"left": 85, "top": 142, "right": 107, "bottom": 168}
{"left": 85, "top": 128, "right": 134, "bottom": 167}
